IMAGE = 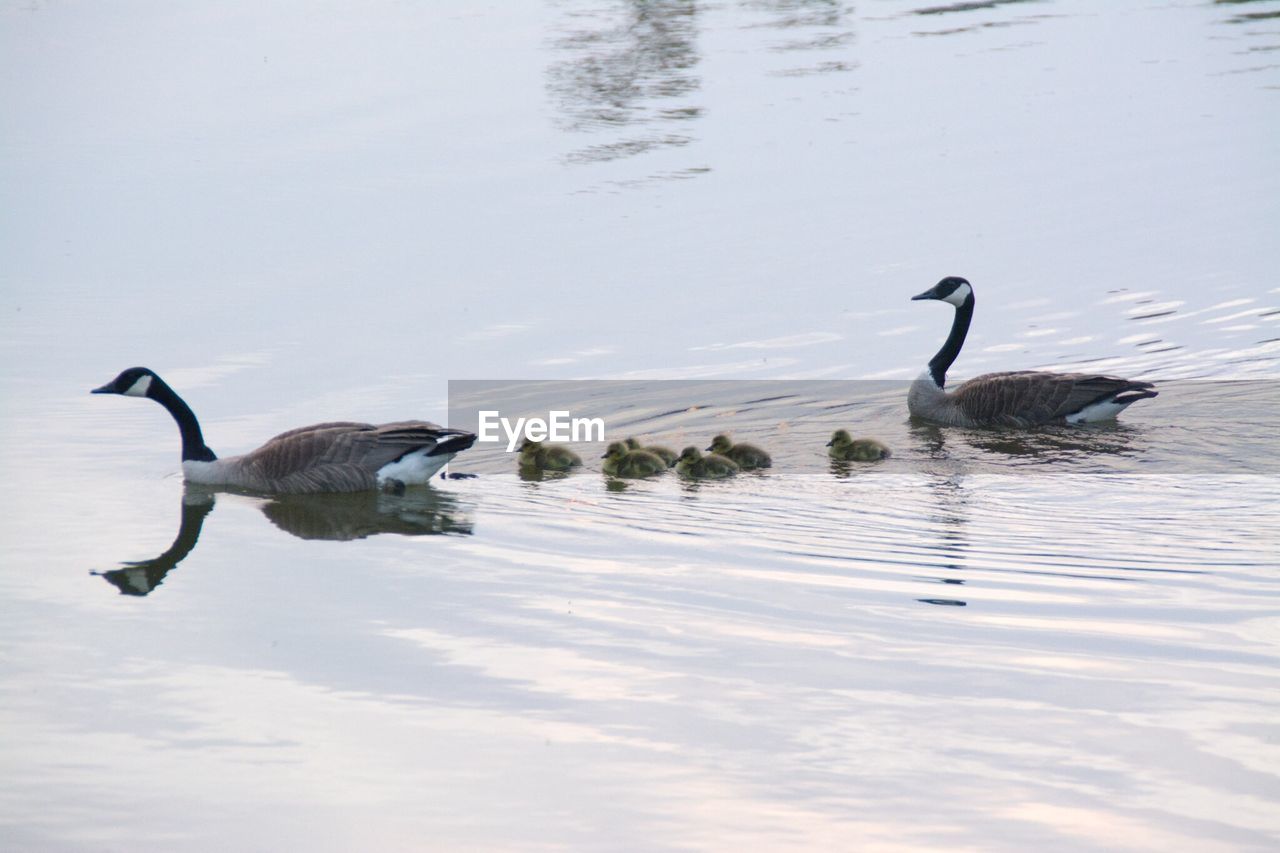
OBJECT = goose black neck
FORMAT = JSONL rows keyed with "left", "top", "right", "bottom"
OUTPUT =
{"left": 150, "top": 378, "right": 217, "bottom": 462}
{"left": 929, "top": 296, "right": 973, "bottom": 388}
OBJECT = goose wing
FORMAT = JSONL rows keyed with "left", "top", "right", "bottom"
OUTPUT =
{"left": 241, "top": 421, "right": 473, "bottom": 492}
{"left": 951, "top": 372, "right": 1155, "bottom": 426}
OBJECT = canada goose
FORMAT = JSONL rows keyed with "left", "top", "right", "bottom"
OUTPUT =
{"left": 706, "top": 434, "right": 772, "bottom": 470}
{"left": 624, "top": 437, "right": 677, "bottom": 467}
{"left": 675, "top": 446, "right": 740, "bottom": 479}
{"left": 518, "top": 439, "right": 582, "bottom": 471}
{"left": 91, "top": 367, "right": 476, "bottom": 493}
{"left": 909, "top": 277, "right": 1158, "bottom": 427}
{"left": 601, "top": 441, "right": 667, "bottom": 477}
{"left": 827, "top": 430, "right": 891, "bottom": 461}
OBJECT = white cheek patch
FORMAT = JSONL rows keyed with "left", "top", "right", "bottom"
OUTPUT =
{"left": 942, "top": 283, "right": 971, "bottom": 307}
{"left": 123, "top": 375, "right": 153, "bottom": 397}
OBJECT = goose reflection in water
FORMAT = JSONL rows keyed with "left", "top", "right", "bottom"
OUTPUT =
{"left": 963, "top": 424, "right": 1148, "bottom": 468}
{"left": 93, "top": 492, "right": 215, "bottom": 597}
{"left": 93, "top": 486, "right": 473, "bottom": 596}
{"left": 260, "top": 488, "right": 473, "bottom": 540}
{"left": 910, "top": 419, "right": 1149, "bottom": 468}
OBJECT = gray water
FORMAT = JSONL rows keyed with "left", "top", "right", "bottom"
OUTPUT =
{"left": 2, "top": 1, "right": 1279, "bottom": 850}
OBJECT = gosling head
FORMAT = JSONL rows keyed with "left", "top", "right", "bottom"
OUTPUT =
{"left": 92, "top": 366, "right": 159, "bottom": 398}
{"left": 518, "top": 439, "right": 542, "bottom": 458}
{"left": 826, "top": 429, "right": 853, "bottom": 448}
{"left": 624, "top": 437, "right": 641, "bottom": 450}
{"left": 602, "top": 441, "right": 628, "bottom": 459}
{"left": 706, "top": 434, "right": 733, "bottom": 454}
{"left": 911, "top": 276, "right": 972, "bottom": 308}
{"left": 677, "top": 446, "right": 703, "bottom": 464}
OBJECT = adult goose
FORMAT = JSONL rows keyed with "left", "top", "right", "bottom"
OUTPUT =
{"left": 92, "top": 367, "right": 476, "bottom": 493}
{"left": 909, "top": 277, "right": 1157, "bottom": 427}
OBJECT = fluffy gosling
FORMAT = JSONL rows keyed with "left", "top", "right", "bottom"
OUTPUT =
{"left": 518, "top": 439, "right": 582, "bottom": 471}
{"left": 706, "top": 434, "right": 772, "bottom": 470}
{"left": 602, "top": 441, "right": 667, "bottom": 478}
{"left": 624, "top": 436, "right": 677, "bottom": 467}
{"left": 826, "top": 429, "right": 891, "bottom": 461}
{"left": 675, "top": 446, "right": 739, "bottom": 479}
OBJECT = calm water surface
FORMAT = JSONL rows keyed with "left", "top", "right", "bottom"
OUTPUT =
{"left": 2, "top": 0, "right": 1279, "bottom": 850}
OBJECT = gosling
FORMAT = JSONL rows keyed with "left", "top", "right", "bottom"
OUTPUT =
{"left": 826, "top": 429, "right": 891, "bottom": 461}
{"left": 706, "top": 434, "right": 772, "bottom": 470}
{"left": 602, "top": 441, "right": 668, "bottom": 478}
{"left": 518, "top": 439, "right": 583, "bottom": 471}
{"left": 625, "top": 436, "right": 677, "bottom": 468}
{"left": 675, "top": 446, "right": 740, "bottom": 479}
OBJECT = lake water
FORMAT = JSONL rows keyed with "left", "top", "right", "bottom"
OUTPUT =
{"left": 2, "top": 0, "right": 1279, "bottom": 850}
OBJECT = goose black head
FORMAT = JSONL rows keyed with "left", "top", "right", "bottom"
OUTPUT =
{"left": 92, "top": 367, "right": 159, "bottom": 398}
{"left": 912, "top": 276, "right": 973, "bottom": 308}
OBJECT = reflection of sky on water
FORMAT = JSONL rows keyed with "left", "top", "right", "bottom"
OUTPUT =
{"left": 30, "top": 460, "right": 1271, "bottom": 847}
{"left": 2, "top": 0, "right": 1278, "bottom": 396}
{"left": 547, "top": 0, "right": 702, "bottom": 165}
{"left": 7, "top": 440, "right": 1279, "bottom": 849}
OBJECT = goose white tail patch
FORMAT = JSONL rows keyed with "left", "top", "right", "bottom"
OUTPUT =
{"left": 1066, "top": 398, "right": 1133, "bottom": 424}
{"left": 124, "top": 374, "right": 153, "bottom": 397}
{"left": 378, "top": 448, "right": 452, "bottom": 485}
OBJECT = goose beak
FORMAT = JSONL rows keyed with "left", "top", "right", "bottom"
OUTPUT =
{"left": 703, "top": 445, "right": 713, "bottom": 452}
{"left": 90, "top": 383, "right": 114, "bottom": 394}
{"left": 911, "top": 289, "right": 936, "bottom": 301}
{"left": 825, "top": 439, "right": 834, "bottom": 446}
